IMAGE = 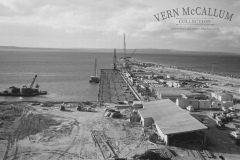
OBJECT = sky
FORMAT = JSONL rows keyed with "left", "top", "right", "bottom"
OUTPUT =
{"left": 0, "top": 0, "right": 239, "bottom": 53}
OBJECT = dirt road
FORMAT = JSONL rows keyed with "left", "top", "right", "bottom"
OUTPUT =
{"left": 0, "top": 102, "right": 146, "bottom": 160}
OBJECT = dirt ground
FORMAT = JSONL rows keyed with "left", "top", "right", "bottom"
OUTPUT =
{"left": 0, "top": 102, "right": 156, "bottom": 160}
{"left": 1, "top": 103, "right": 240, "bottom": 160}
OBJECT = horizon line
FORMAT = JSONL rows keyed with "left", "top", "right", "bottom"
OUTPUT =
{"left": 0, "top": 45, "right": 237, "bottom": 54}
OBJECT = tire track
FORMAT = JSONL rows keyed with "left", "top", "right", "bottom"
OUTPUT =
{"left": 56, "top": 120, "right": 80, "bottom": 160}
{"left": 46, "top": 119, "right": 80, "bottom": 160}
{"left": 2, "top": 107, "right": 29, "bottom": 160}
{"left": 5, "top": 150, "right": 81, "bottom": 159}
{"left": 2, "top": 135, "right": 11, "bottom": 160}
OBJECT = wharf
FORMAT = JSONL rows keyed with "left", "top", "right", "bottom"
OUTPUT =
{"left": 98, "top": 69, "right": 136, "bottom": 103}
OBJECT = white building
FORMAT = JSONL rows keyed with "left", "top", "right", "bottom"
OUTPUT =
{"left": 139, "top": 100, "right": 207, "bottom": 145}
{"left": 211, "top": 92, "right": 233, "bottom": 102}
{"left": 176, "top": 98, "right": 199, "bottom": 109}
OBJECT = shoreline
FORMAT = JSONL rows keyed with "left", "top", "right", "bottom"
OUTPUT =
{"left": 132, "top": 59, "right": 240, "bottom": 80}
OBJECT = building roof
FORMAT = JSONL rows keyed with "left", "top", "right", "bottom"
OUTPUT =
{"left": 139, "top": 99, "right": 207, "bottom": 135}
{"left": 217, "top": 93, "right": 232, "bottom": 96}
{"left": 154, "top": 87, "right": 203, "bottom": 96}
{"left": 133, "top": 72, "right": 153, "bottom": 75}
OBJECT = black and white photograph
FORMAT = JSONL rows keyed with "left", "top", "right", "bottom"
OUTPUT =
{"left": 0, "top": 0, "right": 240, "bottom": 159}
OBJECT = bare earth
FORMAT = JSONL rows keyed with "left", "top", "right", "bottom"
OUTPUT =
{"left": 0, "top": 102, "right": 150, "bottom": 160}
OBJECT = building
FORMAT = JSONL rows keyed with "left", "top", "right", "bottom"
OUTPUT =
{"left": 138, "top": 99, "right": 208, "bottom": 145}
{"left": 176, "top": 98, "right": 211, "bottom": 110}
{"left": 211, "top": 92, "right": 233, "bottom": 102}
{"left": 176, "top": 98, "right": 199, "bottom": 109}
{"left": 133, "top": 72, "right": 153, "bottom": 79}
{"left": 199, "top": 100, "right": 211, "bottom": 109}
{"left": 222, "top": 101, "right": 234, "bottom": 108}
{"left": 154, "top": 87, "right": 198, "bottom": 101}
{"left": 182, "top": 94, "right": 208, "bottom": 100}
{"left": 211, "top": 100, "right": 222, "bottom": 109}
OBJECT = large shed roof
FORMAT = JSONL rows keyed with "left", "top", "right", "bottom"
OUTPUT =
{"left": 139, "top": 99, "right": 207, "bottom": 135}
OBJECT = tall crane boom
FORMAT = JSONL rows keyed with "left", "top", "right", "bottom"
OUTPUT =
{"left": 129, "top": 49, "right": 137, "bottom": 58}
{"left": 123, "top": 33, "right": 126, "bottom": 57}
{"left": 30, "top": 75, "right": 37, "bottom": 88}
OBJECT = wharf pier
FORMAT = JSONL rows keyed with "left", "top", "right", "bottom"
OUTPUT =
{"left": 98, "top": 69, "right": 137, "bottom": 103}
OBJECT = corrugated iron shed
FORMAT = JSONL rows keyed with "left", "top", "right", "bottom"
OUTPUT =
{"left": 140, "top": 99, "right": 207, "bottom": 135}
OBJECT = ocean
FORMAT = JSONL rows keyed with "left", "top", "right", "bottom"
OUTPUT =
{"left": 0, "top": 48, "right": 113, "bottom": 102}
{"left": 0, "top": 48, "right": 240, "bottom": 102}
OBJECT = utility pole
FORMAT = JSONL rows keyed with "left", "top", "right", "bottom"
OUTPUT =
{"left": 113, "top": 49, "right": 117, "bottom": 70}
{"left": 123, "top": 33, "right": 126, "bottom": 57}
{"left": 123, "top": 33, "right": 128, "bottom": 70}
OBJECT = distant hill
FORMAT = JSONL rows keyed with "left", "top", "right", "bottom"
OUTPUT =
{"left": 0, "top": 46, "right": 237, "bottom": 55}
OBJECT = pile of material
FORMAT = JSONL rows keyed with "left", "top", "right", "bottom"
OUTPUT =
{"left": 132, "top": 149, "right": 172, "bottom": 160}
{"left": 77, "top": 105, "right": 94, "bottom": 112}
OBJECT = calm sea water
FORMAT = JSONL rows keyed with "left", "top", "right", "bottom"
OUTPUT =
{"left": 0, "top": 48, "right": 240, "bottom": 102}
{"left": 0, "top": 48, "right": 113, "bottom": 102}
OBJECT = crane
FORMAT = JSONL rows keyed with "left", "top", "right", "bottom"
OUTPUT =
{"left": 126, "top": 49, "right": 137, "bottom": 59}
{"left": 121, "top": 33, "right": 137, "bottom": 71}
{"left": 30, "top": 75, "right": 37, "bottom": 88}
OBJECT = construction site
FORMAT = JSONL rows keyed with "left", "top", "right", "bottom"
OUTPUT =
{"left": 1, "top": 64, "right": 240, "bottom": 160}
{"left": 0, "top": 100, "right": 227, "bottom": 160}
{"left": 1, "top": 36, "right": 240, "bottom": 160}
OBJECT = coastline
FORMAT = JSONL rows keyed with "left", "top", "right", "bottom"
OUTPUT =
{"left": 132, "top": 59, "right": 240, "bottom": 80}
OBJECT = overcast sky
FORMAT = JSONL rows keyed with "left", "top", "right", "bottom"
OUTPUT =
{"left": 0, "top": 0, "right": 239, "bottom": 53}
